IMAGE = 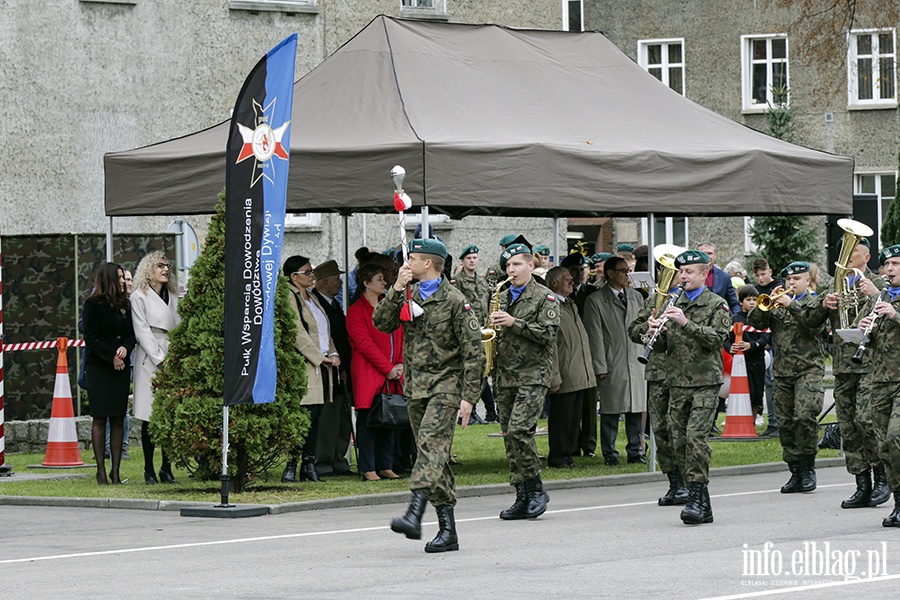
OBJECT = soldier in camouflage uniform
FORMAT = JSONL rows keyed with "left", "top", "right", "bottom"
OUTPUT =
{"left": 374, "top": 238, "right": 485, "bottom": 553}
{"left": 490, "top": 242, "right": 560, "bottom": 520}
{"left": 452, "top": 244, "right": 498, "bottom": 423}
{"left": 628, "top": 286, "right": 688, "bottom": 506}
{"left": 855, "top": 244, "right": 900, "bottom": 527}
{"left": 748, "top": 261, "right": 830, "bottom": 495}
{"left": 817, "top": 237, "right": 888, "bottom": 509}
{"left": 484, "top": 234, "right": 518, "bottom": 289}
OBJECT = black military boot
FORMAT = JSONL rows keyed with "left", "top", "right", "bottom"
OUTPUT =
{"left": 841, "top": 470, "right": 872, "bottom": 509}
{"left": 525, "top": 475, "right": 549, "bottom": 519}
{"left": 500, "top": 482, "right": 528, "bottom": 520}
{"left": 882, "top": 493, "right": 900, "bottom": 527}
{"left": 680, "top": 482, "right": 713, "bottom": 524}
{"left": 485, "top": 407, "right": 499, "bottom": 423}
{"left": 298, "top": 454, "right": 322, "bottom": 482}
{"left": 870, "top": 464, "right": 891, "bottom": 507}
{"left": 391, "top": 490, "right": 430, "bottom": 539}
{"left": 799, "top": 456, "right": 816, "bottom": 492}
{"left": 780, "top": 461, "right": 802, "bottom": 493}
{"left": 424, "top": 505, "right": 459, "bottom": 553}
{"left": 281, "top": 457, "right": 298, "bottom": 483}
{"left": 659, "top": 471, "right": 690, "bottom": 506}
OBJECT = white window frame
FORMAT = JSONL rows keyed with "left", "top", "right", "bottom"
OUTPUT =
{"left": 640, "top": 216, "right": 689, "bottom": 247}
{"left": 740, "top": 34, "right": 789, "bottom": 113}
{"left": 284, "top": 213, "right": 322, "bottom": 229}
{"left": 228, "top": 0, "right": 317, "bottom": 12}
{"left": 637, "top": 38, "right": 685, "bottom": 96}
{"left": 401, "top": 0, "right": 445, "bottom": 11}
{"left": 847, "top": 28, "right": 897, "bottom": 109}
{"left": 562, "top": 0, "right": 583, "bottom": 32}
{"left": 743, "top": 217, "right": 758, "bottom": 255}
{"left": 854, "top": 171, "right": 897, "bottom": 236}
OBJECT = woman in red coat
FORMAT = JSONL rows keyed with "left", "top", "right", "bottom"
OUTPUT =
{"left": 347, "top": 262, "right": 404, "bottom": 481}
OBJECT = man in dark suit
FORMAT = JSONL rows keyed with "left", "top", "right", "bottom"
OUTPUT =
{"left": 697, "top": 242, "right": 740, "bottom": 314}
{"left": 312, "top": 259, "right": 354, "bottom": 476}
{"left": 561, "top": 252, "right": 597, "bottom": 316}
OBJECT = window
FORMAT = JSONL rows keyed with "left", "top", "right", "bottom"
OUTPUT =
{"left": 402, "top": 0, "right": 443, "bottom": 9}
{"left": 848, "top": 29, "right": 896, "bottom": 108}
{"left": 641, "top": 216, "right": 688, "bottom": 247}
{"left": 743, "top": 217, "right": 758, "bottom": 255}
{"left": 638, "top": 39, "right": 685, "bottom": 95}
{"left": 740, "top": 34, "right": 788, "bottom": 112}
{"left": 284, "top": 213, "right": 321, "bottom": 228}
{"left": 562, "top": 1, "right": 583, "bottom": 32}
{"left": 855, "top": 172, "right": 897, "bottom": 232}
{"left": 228, "top": 0, "right": 317, "bottom": 11}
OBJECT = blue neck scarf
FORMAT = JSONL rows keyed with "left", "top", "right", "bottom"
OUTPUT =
{"left": 418, "top": 278, "right": 441, "bottom": 300}
{"left": 887, "top": 285, "right": 900, "bottom": 302}
{"left": 795, "top": 291, "right": 807, "bottom": 301}
{"left": 510, "top": 283, "right": 527, "bottom": 303}
{"left": 684, "top": 287, "right": 703, "bottom": 302}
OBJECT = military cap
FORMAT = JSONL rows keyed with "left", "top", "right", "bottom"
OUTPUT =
{"left": 409, "top": 238, "right": 447, "bottom": 259}
{"left": 499, "top": 234, "right": 518, "bottom": 247}
{"left": 617, "top": 243, "right": 635, "bottom": 253}
{"left": 560, "top": 252, "right": 585, "bottom": 268}
{"left": 534, "top": 245, "right": 551, "bottom": 256}
{"left": 674, "top": 249, "right": 709, "bottom": 268}
{"left": 879, "top": 244, "right": 900, "bottom": 265}
{"left": 592, "top": 252, "right": 614, "bottom": 263}
{"left": 459, "top": 244, "right": 479, "bottom": 259}
{"left": 836, "top": 236, "right": 871, "bottom": 252}
{"left": 780, "top": 261, "right": 810, "bottom": 277}
{"left": 313, "top": 259, "right": 344, "bottom": 279}
{"left": 500, "top": 242, "right": 532, "bottom": 271}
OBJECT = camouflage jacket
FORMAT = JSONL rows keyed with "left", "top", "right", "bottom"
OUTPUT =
{"left": 484, "top": 261, "right": 504, "bottom": 290}
{"left": 452, "top": 270, "right": 489, "bottom": 325}
{"left": 813, "top": 270, "right": 884, "bottom": 375}
{"left": 494, "top": 278, "right": 560, "bottom": 389}
{"left": 634, "top": 288, "right": 730, "bottom": 388}
{"left": 853, "top": 293, "right": 900, "bottom": 383}
{"left": 373, "top": 278, "right": 485, "bottom": 402}
{"left": 747, "top": 293, "right": 828, "bottom": 378}
{"left": 628, "top": 293, "right": 668, "bottom": 383}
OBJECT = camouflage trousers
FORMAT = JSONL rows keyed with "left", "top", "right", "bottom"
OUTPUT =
{"left": 496, "top": 385, "right": 546, "bottom": 485}
{"left": 833, "top": 372, "right": 880, "bottom": 474}
{"left": 406, "top": 393, "right": 460, "bottom": 507}
{"left": 668, "top": 385, "right": 717, "bottom": 484}
{"left": 773, "top": 373, "right": 824, "bottom": 463}
{"left": 868, "top": 382, "right": 900, "bottom": 492}
{"left": 647, "top": 380, "right": 676, "bottom": 474}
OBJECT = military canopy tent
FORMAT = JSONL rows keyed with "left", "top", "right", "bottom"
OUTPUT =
{"left": 103, "top": 15, "right": 853, "bottom": 219}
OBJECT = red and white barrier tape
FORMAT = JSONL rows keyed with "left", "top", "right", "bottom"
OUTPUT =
{"left": 1, "top": 339, "right": 84, "bottom": 352}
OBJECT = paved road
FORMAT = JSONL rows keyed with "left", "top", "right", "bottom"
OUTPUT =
{"left": 2, "top": 465, "right": 898, "bottom": 600}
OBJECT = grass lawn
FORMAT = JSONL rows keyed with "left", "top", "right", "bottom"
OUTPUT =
{"left": 0, "top": 418, "right": 842, "bottom": 505}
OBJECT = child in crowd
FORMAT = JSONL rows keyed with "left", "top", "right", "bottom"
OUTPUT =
{"left": 728, "top": 285, "right": 772, "bottom": 423}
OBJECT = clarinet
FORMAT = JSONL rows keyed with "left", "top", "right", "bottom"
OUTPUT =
{"left": 851, "top": 289, "right": 891, "bottom": 364}
{"left": 638, "top": 285, "right": 685, "bottom": 365}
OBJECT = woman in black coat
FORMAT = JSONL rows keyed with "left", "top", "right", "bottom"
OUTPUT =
{"left": 83, "top": 263, "right": 136, "bottom": 484}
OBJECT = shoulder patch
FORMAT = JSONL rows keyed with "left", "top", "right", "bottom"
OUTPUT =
{"left": 467, "top": 316, "right": 480, "bottom": 331}
{"left": 450, "top": 279, "right": 456, "bottom": 285}
{"left": 722, "top": 303, "right": 729, "bottom": 312}
{"left": 547, "top": 295, "right": 557, "bottom": 302}
{"left": 463, "top": 303, "right": 472, "bottom": 311}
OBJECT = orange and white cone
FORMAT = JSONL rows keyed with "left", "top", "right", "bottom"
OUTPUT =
{"left": 41, "top": 338, "right": 85, "bottom": 467}
{"left": 721, "top": 324, "right": 758, "bottom": 439}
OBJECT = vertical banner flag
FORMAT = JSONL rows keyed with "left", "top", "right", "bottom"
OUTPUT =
{"left": 224, "top": 34, "right": 298, "bottom": 406}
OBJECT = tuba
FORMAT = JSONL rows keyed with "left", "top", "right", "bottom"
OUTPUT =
{"left": 834, "top": 218, "right": 874, "bottom": 329}
{"left": 483, "top": 276, "right": 512, "bottom": 376}
{"left": 652, "top": 244, "right": 685, "bottom": 313}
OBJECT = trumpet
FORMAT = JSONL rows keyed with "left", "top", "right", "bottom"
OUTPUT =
{"left": 638, "top": 284, "right": 685, "bottom": 364}
{"left": 851, "top": 288, "right": 890, "bottom": 364}
{"left": 756, "top": 286, "right": 795, "bottom": 311}
{"left": 483, "top": 276, "right": 512, "bottom": 376}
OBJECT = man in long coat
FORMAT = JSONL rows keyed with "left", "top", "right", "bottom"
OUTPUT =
{"left": 583, "top": 256, "right": 647, "bottom": 466}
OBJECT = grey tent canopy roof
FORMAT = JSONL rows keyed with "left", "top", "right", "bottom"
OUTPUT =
{"left": 104, "top": 15, "right": 853, "bottom": 218}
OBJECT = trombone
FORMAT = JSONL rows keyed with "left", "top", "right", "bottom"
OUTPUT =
{"left": 756, "top": 286, "right": 795, "bottom": 311}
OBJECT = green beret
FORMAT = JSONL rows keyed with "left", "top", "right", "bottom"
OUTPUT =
{"left": 459, "top": 244, "right": 479, "bottom": 259}
{"left": 617, "top": 243, "right": 635, "bottom": 253}
{"left": 674, "top": 250, "right": 709, "bottom": 268}
{"left": 534, "top": 245, "right": 551, "bottom": 256}
{"left": 879, "top": 244, "right": 900, "bottom": 265}
{"left": 500, "top": 243, "right": 531, "bottom": 271}
{"left": 409, "top": 238, "right": 448, "bottom": 259}
{"left": 592, "top": 252, "right": 613, "bottom": 263}
{"left": 499, "top": 234, "right": 518, "bottom": 247}
{"left": 780, "top": 261, "right": 810, "bottom": 276}
{"left": 836, "top": 236, "right": 870, "bottom": 252}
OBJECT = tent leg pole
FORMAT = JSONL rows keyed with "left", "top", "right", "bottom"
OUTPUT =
{"left": 342, "top": 214, "right": 350, "bottom": 312}
{"left": 106, "top": 217, "right": 113, "bottom": 262}
{"left": 553, "top": 218, "right": 561, "bottom": 266}
{"left": 421, "top": 206, "right": 429, "bottom": 238}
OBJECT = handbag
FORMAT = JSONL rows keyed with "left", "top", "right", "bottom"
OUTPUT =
{"left": 367, "top": 379, "right": 409, "bottom": 429}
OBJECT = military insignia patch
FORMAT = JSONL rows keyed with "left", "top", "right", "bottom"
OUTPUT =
{"left": 722, "top": 304, "right": 729, "bottom": 312}
{"left": 547, "top": 295, "right": 557, "bottom": 302}
{"left": 547, "top": 308, "right": 557, "bottom": 319}
{"left": 463, "top": 303, "right": 471, "bottom": 311}
{"left": 468, "top": 318, "right": 479, "bottom": 331}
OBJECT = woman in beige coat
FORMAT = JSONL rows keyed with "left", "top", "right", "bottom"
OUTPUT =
{"left": 131, "top": 251, "right": 180, "bottom": 484}
{"left": 282, "top": 255, "right": 339, "bottom": 483}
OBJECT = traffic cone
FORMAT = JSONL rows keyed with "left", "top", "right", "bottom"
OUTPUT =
{"left": 721, "top": 323, "right": 758, "bottom": 439}
{"left": 41, "top": 338, "right": 85, "bottom": 466}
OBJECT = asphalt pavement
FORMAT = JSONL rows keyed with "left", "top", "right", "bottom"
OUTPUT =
{"left": 2, "top": 464, "right": 899, "bottom": 600}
